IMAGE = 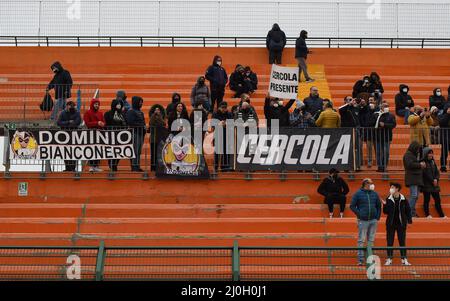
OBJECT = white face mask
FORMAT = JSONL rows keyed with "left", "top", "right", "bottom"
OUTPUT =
{"left": 278, "top": 101, "right": 284, "bottom": 106}
{"left": 369, "top": 184, "right": 375, "bottom": 191}
{"left": 403, "top": 88, "right": 408, "bottom": 93}
{"left": 273, "top": 103, "right": 279, "bottom": 108}
{"left": 216, "top": 61, "right": 222, "bottom": 66}
{"left": 369, "top": 104, "right": 375, "bottom": 110}
{"left": 389, "top": 188, "right": 396, "bottom": 195}
{"left": 436, "top": 91, "right": 442, "bottom": 97}
{"left": 384, "top": 107, "right": 390, "bottom": 113}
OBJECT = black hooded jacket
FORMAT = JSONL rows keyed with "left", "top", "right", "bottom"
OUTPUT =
{"left": 352, "top": 76, "right": 371, "bottom": 98}
{"left": 403, "top": 141, "right": 424, "bottom": 187}
{"left": 126, "top": 96, "right": 146, "bottom": 135}
{"left": 422, "top": 147, "right": 440, "bottom": 193}
{"left": 48, "top": 61, "right": 73, "bottom": 99}
{"left": 205, "top": 56, "right": 228, "bottom": 88}
{"left": 429, "top": 88, "right": 447, "bottom": 111}
{"left": 166, "top": 93, "right": 182, "bottom": 116}
{"left": 104, "top": 99, "right": 127, "bottom": 128}
{"left": 264, "top": 98, "right": 296, "bottom": 128}
{"left": 266, "top": 24, "right": 286, "bottom": 51}
{"left": 395, "top": 84, "right": 414, "bottom": 113}
{"left": 368, "top": 72, "right": 384, "bottom": 94}
{"left": 317, "top": 175, "right": 350, "bottom": 204}
{"left": 295, "top": 31, "right": 308, "bottom": 59}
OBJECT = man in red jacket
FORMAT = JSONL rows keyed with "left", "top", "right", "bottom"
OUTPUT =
{"left": 83, "top": 98, "right": 105, "bottom": 172}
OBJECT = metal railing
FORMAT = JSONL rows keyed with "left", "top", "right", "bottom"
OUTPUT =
{"left": 1, "top": 243, "right": 450, "bottom": 281}
{"left": 1, "top": 36, "right": 450, "bottom": 48}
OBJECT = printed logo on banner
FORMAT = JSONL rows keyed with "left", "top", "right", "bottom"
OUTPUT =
{"left": 162, "top": 135, "right": 200, "bottom": 173}
{"left": 10, "top": 131, "right": 38, "bottom": 159}
{"left": 268, "top": 64, "right": 300, "bottom": 100}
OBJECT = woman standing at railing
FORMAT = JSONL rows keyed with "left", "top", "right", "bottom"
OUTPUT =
{"left": 104, "top": 98, "right": 127, "bottom": 172}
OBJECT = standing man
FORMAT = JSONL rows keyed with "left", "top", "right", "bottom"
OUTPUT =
{"left": 266, "top": 23, "right": 286, "bottom": 64}
{"left": 383, "top": 183, "right": 413, "bottom": 266}
{"left": 47, "top": 61, "right": 73, "bottom": 121}
{"left": 205, "top": 55, "right": 228, "bottom": 112}
{"left": 295, "top": 30, "right": 314, "bottom": 83}
{"left": 350, "top": 178, "right": 382, "bottom": 265}
{"left": 126, "top": 96, "right": 146, "bottom": 172}
{"left": 57, "top": 101, "right": 81, "bottom": 172}
{"left": 403, "top": 141, "right": 425, "bottom": 217}
{"left": 373, "top": 102, "right": 397, "bottom": 172}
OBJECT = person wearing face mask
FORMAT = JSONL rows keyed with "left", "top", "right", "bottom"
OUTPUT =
{"left": 315, "top": 100, "right": 340, "bottom": 128}
{"left": 243, "top": 66, "right": 258, "bottom": 93}
{"left": 289, "top": 100, "right": 315, "bottom": 129}
{"left": 372, "top": 102, "right": 396, "bottom": 172}
{"left": 395, "top": 84, "right": 415, "bottom": 125}
{"left": 116, "top": 90, "right": 131, "bottom": 112}
{"left": 166, "top": 92, "right": 182, "bottom": 117}
{"left": 264, "top": 94, "right": 296, "bottom": 129}
{"left": 57, "top": 101, "right": 81, "bottom": 172}
{"left": 235, "top": 100, "right": 259, "bottom": 125}
{"left": 421, "top": 148, "right": 447, "bottom": 219}
{"left": 205, "top": 55, "right": 228, "bottom": 112}
{"left": 408, "top": 105, "right": 433, "bottom": 147}
{"left": 382, "top": 183, "right": 412, "bottom": 266}
{"left": 318, "top": 168, "right": 350, "bottom": 218}
{"left": 148, "top": 104, "right": 168, "bottom": 172}
{"left": 429, "top": 88, "right": 446, "bottom": 115}
{"left": 126, "top": 96, "right": 146, "bottom": 172}
{"left": 190, "top": 76, "right": 211, "bottom": 112}
{"left": 358, "top": 98, "right": 378, "bottom": 168}
{"left": 303, "top": 86, "right": 324, "bottom": 119}
{"left": 84, "top": 98, "right": 105, "bottom": 172}
{"left": 47, "top": 61, "right": 73, "bottom": 122}
{"left": 352, "top": 75, "right": 372, "bottom": 98}
{"left": 104, "top": 99, "right": 127, "bottom": 172}
{"left": 229, "top": 65, "right": 250, "bottom": 98}
{"left": 266, "top": 23, "right": 287, "bottom": 64}
{"left": 403, "top": 141, "right": 426, "bottom": 218}
{"left": 295, "top": 30, "right": 314, "bottom": 83}
{"left": 350, "top": 178, "right": 382, "bottom": 265}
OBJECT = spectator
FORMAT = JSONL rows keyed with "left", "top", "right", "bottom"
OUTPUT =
{"left": 205, "top": 55, "right": 228, "bottom": 112}
{"left": 149, "top": 104, "right": 168, "bottom": 172}
{"left": 368, "top": 72, "right": 384, "bottom": 94}
{"left": 229, "top": 65, "right": 250, "bottom": 98}
{"left": 395, "top": 84, "right": 414, "bottom": 124}
{"left": 352, "top": 76, "right": 371, "bottom": 98}
{"left": 303, "top": 86, "right": 324, "bottom": 119}
{"left": 439, "top": 107, "right": 450, "bottom": 172}
{"left": 429, "top": 88, "right": 446, "bottom": 114}
{"left": 234, "top": 100, "right": 258, "bottom": 124}
{"left": 359, "top": 98, "right": 377, "bottom": 168}
{"left": 104, "top": 99, "right": 127, "bottom": 172}
{"left": 243, "top": 66, "right": 258, "bottom": 93}
{"left": 166, "top": 92, "right": 182, "bottom": 117}
{"left": 408, "top": 105, "right": 433, "bottom": 147}
{"left": 315, "top": 101, "right": 340, "bottom": 128}
{"left": 403, "top": 141, "right": 426, "bottom": 217}
{"left": 57, "top": 100, "right": 81, "bottom": 172}
{"left": 295, "top": 30, "right": 314, "bottom": 83}
{"left": 190, "top": 76, "right": 211, "bottom": 112}
{"left": 448, "top": 85, "right": 450, "bottom": 102}
{"left": 168, "top": 102, "right": 189, "bottom": 134}
{"left": 339, "top": 96, "right": 360, "bottom": 127}
{"left": 383, "top": 182, "right": 412, "bottom": 266}
{"left": 189, "top": 99, "right": 209, "bottom": 142}
{"left": 212, "top": 102, "right": 233, "bottom": 171}
{"left": 372, "top": 102, "right": 396, "bottom": 172}
{"left": 126, "top": 96, "right": 146, "bottom": 172}
{"left": 350, "top": 178, "right": 382, "bottom": 265}
{"left": 429, "top": 106, "right": 440, "bottom": 145}
{"left": 83, "top": 98, "right": 105, "bottom": 172}
{"left": 116, "top": 90, "right": 131, "bottom": 112}
{"left": 289, "top": 100, "right": 315, "bottom": 128}
{"left": 318, "top": 168, "right": 350, "bottom": 218}
{"left": 422, "top": 147, "right": 447, "bottom": 218}
{"left": 47, "top": 61, "right": 73, "bottom": 121}
{"left": 266, "top": 23, "right": 286, "bottom": 64}
{"left": 264, "top": 95, "right": 296, "bottom": 128}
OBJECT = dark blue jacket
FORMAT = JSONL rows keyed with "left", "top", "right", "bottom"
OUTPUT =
{"left": 350, "top": 189, "right": 382, "bottom": 221}
{"left": 126, "top": 96, "right": 146, "bottom": 136}
{"left": 205, "top": 60, "right": 228, "bottom": 88}
{"left": 295, "top": 37, "right": 308, "bottom": 58}
{"left": 57, "top": 109, "right": 81, "bottom": 128}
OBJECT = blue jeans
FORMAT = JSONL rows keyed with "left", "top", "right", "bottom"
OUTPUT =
{"left": 357, "top": 219, "right": 378, "bottom": 263}
{"left": 409, "top": 185, "right": 419, "bottom": 216}
{"left": 396, "top": 109, "right": 410, "bottom": 125}
{"left": 50, "top": 98, "right": 66, "bottom": 121}
{"left": 376, "top": 141, "right": 390, "bottom": 169}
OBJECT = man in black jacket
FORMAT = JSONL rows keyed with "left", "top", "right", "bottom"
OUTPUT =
{"left": 439, "top": 106, "right": 450, "bottom": 172}
{"left": 395, "top": 84, "right": 414, "bottom": 124}
{"left": 318, "top": 169, "right": 350, "bottom": 218}
{"left": 47, "top": 61, "right": 73, "bottom": 121}
{"left": 339, "top": 96, "right": 360, "bottom": 128}
{"left": 266, "top": 23, "right": 286, "bottom": 64}
{"left": 205, "top": 55, "right": 228, "bottom": 112}
{"left": 372, "top": 102, "right": 396, "bottom": 172}
{"left": 264, "top": 95, "right": 295, "bottom": 129}
{"left": 104, "top": 99, "right": 127, "bottom": 172}
{"left": 57, "top": 101, "right": 81, "bottom": 172}
{"left": 126, "top": 96, "right": 146, "bottom": 172}
{"left": 303, "top": 86, "right": 323, "bottom": 119}
{"left": 383, "top": 182, "right": 412, "bottom": 266}
{"left": 295, "top": 30, "right": 314, "bottom": 83}
{"left": 352, "top": 76, "right": 371, "bottom": 98}
{"left": 403, "top": 141, "right": 426, "bottom": 217}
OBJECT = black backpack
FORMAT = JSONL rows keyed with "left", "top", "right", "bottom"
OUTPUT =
{"left": 39, "top": 92, "right": 54, "bottom": 112}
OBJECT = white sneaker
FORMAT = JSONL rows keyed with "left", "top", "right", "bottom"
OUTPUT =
{"left": 402, "top": 258, "right": 411, "bottom": 266}
{"left": 384, "top": 258, "right": 392, "bottom": 266}
{"left": 427, "top": 215, "right": 433, "bottom": 219}
{"left": 340, "top": 213, "right": 344, "bottom": 218}
{"left": 94, "top": 167, "right": 103, "bottom": 172}
{"left": 89, "top": 167, "right": 95, "bottom": 173}
{"left": 329, "top": 213, "right": 333, "bottom": 219}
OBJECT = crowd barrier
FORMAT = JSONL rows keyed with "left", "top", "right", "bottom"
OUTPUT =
{"left": 0, "top": 243, "right": 449, "bottom": 281}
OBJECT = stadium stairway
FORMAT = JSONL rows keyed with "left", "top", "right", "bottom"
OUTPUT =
{"left": 1, "top": 47, "right": 450, "bottom": 250}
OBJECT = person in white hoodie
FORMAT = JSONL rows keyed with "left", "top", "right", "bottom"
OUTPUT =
{"left": 382, "top": 182, "right": 413, "bottom": 266}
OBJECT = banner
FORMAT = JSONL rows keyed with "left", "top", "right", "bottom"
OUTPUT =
{"left": 9, "top": 129, "right": 135, "bottom": 160}
{"left": 268, "top": 64, "right": 300, "bottom": 99}
{"left": 156, "top": 134, "right": 210, "bottom": 179}
{"left": 235, "top": 128, "right": 354, "bottom": 171}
